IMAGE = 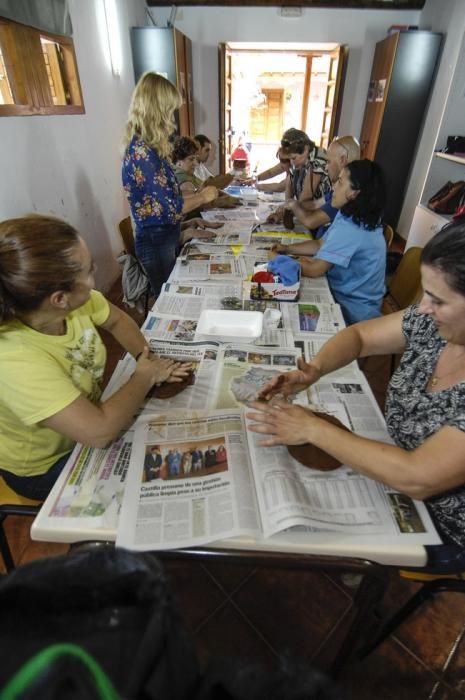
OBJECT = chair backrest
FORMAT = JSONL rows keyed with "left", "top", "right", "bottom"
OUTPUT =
{"left": 118, "top": 217, "right": 135, "bottom": 257}
{"left": 387, "top": 246, "right": 423, "bottom": 310}
{"left": 383, "top": 224, "right": 394, "bottom": 250}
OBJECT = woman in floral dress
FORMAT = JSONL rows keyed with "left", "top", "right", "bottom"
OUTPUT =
{"left": 122, "top": 72, "right": 217, "bottom": 295}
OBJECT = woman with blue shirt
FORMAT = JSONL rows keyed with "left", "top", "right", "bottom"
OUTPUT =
{"left": 272, "top": 159, "right": 386, "bottom": 325}
{"left": 122, "top": 72, "right": 218, "bottom": 295}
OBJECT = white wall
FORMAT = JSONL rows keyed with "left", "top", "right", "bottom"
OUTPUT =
{"left": 0, "top": 0, "right": 145, "bottom": 291}
{"left": 151, "top": 3, "right": 465, "bottom": 241}
{"left": 1, "top": 0, "right": 462, "bottom": 283}
{"left": 397, "top": 0, "right": 465, "bottom": 240}
{"left": 150, "top": 6, "right": 420, "bottom": 164}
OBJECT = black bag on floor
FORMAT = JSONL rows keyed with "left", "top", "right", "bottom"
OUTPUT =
{"left": 0, "top": 546, "right": 200, "bottom": 700}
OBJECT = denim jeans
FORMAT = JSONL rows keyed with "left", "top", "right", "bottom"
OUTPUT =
{"left": 0, "top": 452, "right": 72, "bottom": 501}
{"left": 135, "top": 223, "right": 181, "bottom": 296}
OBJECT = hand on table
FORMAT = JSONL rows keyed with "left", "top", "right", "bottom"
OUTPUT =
{"left": 135, "top": 348, "right": 191, "bottom": 386}
{"left": 187, "top": 218, "right": 223, "bottom": 230}
{"left": 257, "top": 357, "right": 321, "bottom": 401}
{"left": 200, "top": 186, "right": 219, "bottom": 205}
{"left": 246, "top": 400, "right": 319, "bottom": 446}
{"left": 270, "top": 242, "right": 288, "bottom": 256}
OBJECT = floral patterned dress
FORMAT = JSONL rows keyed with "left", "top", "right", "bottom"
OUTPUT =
{"left": 122, "top": 137, "right": 183, "bottom": 228}
{"left": 385, "top": 305, "right": 465, "bottom": 547}
{"left": 121, "top": 137, "right": 184, "bottom": 294}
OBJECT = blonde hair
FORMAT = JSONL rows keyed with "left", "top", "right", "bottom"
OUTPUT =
{"left": 123, "top": 72, "right": 182, "bottom": 158}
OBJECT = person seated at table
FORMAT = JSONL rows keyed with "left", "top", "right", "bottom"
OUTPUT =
{"left": 122, "top": 72, "right": 218, "bottom": 296}
{"left": 266, "top": 128, "right": 331, "bottom": 224}
{"left": 248, "top": 217, "right": 465, "bottom": 573}
{"left": 285, "top": 135, "right": 360, "bottom": 239}
{"left": 194, "top": 134, "right": 214, "bottom": 182}
{"left": 0, "top": 215, "right": 191, "bottom": 501}
{"left": 172, "top": 136, "right": 204, "bottom": 195}
{"left": 271, "top": 159, "right": 386, "bottom": 325}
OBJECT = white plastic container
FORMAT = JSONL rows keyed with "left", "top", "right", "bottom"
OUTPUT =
{"left": 195, "top": 310, "right": 263, "bottom": 343}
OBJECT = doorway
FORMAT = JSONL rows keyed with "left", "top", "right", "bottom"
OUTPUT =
{"left": 219, "top": 42, "right": 348, "bottom": 175}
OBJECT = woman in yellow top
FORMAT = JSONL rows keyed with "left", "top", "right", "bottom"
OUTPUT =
{"left": 0, "top": 215, "right": 190, "bottom": 500}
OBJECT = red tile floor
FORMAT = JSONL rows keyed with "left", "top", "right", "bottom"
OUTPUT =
{"left": 3, "top": 266, "right": 465, "bottom": 699}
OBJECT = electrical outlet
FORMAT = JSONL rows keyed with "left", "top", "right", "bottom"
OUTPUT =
{"left": 279, "top": 7, "right": 303, "bottom": 18}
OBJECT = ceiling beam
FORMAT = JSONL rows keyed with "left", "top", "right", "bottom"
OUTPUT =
{"left": 147, "top": 1, "right": 425, "bottom": 8}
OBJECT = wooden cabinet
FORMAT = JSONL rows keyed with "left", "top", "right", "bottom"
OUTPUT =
{"left": 359, "top": 31, "right": 442, "bottom": 227}
{"left": 130, "top": 27, "right": 194, "bottom": 136}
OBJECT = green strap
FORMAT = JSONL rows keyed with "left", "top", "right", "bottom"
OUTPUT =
{"left": 0, "top": 643, "right": 120, "bottom": 700}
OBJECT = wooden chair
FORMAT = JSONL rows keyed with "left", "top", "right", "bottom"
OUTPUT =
{"left": 0, "top": 477, "right": 41, "bottom": 572}
{"left": 380, "top": 246, "right": 423, "bottom": 374}
{"left": 119, "top": 216, "right": 136, "bottom": 257}
{"left": 382, "top": 246, "right": 423, "bottom": 315}
{"left": 383, "top": 223, "right": 394, "bottom": 250}
{"left": 118, "top": 217, "right": 150, "bottom": 315}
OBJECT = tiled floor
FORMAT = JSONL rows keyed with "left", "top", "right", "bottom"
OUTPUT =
{"left": 3, "top": 264, "right": 465, "bottom": 698}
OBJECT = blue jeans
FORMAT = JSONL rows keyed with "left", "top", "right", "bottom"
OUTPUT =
{"left": 135, "top": 223, "right": 181, "bottom": 296}
{"left": 0, "top": 452, "right": 71, "bottom": 501}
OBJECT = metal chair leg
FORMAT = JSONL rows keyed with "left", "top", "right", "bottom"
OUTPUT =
{"left": 0, "top": 515, "right": 16, "bottom": 573}
{"left": 358, "top": 578, "right": 465, "bottom": 658}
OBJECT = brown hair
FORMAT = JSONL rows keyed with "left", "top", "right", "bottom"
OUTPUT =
{"left": 0, "top": 214, "right": 82, "bottom": 322}
{"left": 172, "top": 136, "right": 198, "bottom": 163}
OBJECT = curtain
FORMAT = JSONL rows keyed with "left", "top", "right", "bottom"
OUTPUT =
{"left": 0, "top": 0, "right": 72, "bottom": 36}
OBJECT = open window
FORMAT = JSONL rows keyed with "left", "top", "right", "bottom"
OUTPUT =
{"left": 0, "top": 16, "right": 84, "bottom": 116}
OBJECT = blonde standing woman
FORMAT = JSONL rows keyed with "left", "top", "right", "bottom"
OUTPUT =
{"left": 122, "top": 72, "right": 217, "bottom": 295}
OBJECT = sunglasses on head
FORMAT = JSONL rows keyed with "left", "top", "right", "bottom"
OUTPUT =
{"left": 281, "top": 139, "right": 307, "bottom": 155}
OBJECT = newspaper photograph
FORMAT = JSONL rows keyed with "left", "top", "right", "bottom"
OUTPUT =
{"left": 308, "top": 373, "right": 389, "bottom": 441}
{"left": 281, "top": 301, "right": 345, "bottom": 335}
{"left": 116, "top": 411, "right": 261, "bottom": 550}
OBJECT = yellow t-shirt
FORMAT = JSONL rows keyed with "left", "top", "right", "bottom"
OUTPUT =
{"left": 0, "top": 290, "right": 110, "bottom": 476}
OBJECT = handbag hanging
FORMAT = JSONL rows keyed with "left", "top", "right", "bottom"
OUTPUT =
{"left": 428, "top": 180, "right": 465, "bottom": 215}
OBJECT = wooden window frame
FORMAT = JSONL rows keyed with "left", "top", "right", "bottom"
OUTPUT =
{"left": 0, "top": 16, "right": 84, "bottom": 117}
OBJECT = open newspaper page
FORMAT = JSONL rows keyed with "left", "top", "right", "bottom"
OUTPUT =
{"left": 113, "top": 343, "right": 304, "bottom": 413}
{"left": 281, "top": 300, "right": 345, "bottom": 335}
{"left": 245, "top": 416, "right": 440, "bottom": 545}
{"left": 31, "top": 363, "right": 135, "bottom": 542}
{"left": 116, "top": 411, "right": 261, "bottom": 550}
{"left": 169, "top": 255, "right": 247, "bottom": 282}
{"left": 299, "top": 277, "right": 335, "bottom": 304}
{"left": 201, "top": 209, "right": 259, "bottom": 223}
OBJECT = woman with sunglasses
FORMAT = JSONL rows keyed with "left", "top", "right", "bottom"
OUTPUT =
{"left": 271, "top": 159, "right": 386, "bottom": 325}
{"left": 267, "top": 128, "right": 331, "bottom": 224}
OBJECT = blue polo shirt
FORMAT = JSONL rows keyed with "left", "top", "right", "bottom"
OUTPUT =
{"left": 315, "top": 211, "right": 386, "bottom": 325}
{"left": 313, "top": 191, "right": 338, "bottom": 240}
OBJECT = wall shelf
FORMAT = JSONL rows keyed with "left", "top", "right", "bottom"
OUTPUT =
{"left": 434, "top": 152, "right": 465, "bottom": 166}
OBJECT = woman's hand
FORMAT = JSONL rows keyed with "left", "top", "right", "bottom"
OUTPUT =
{"left": 270, "top": 242, "right": 288, "bottom": 255}
{"left": 246, "top": 400, "right": 318, "bottom": 446}
{"left": 200, "top": 186, "right": 219, "bottom": 205}
{"left": 164, "top": 361, "right": 193, "bottom": 383}
{"left": 257, "top": 357, "right": 322, "bottom": 401}
{"left": 135, "top": 349, "right": 187, "bottom": 387}
{"left": 187, "top": 218, "right": 223, "bottom": 230}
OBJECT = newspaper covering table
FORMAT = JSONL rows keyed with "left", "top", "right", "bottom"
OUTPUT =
{"left": 31, "top": 205, "right": 437, "bottom": 566}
